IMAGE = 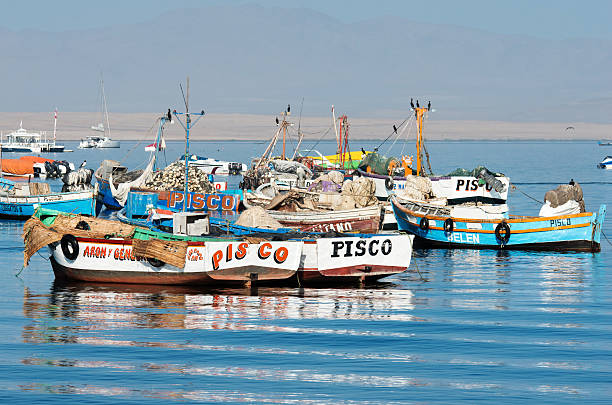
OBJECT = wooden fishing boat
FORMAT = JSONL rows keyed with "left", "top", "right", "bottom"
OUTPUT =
{"left": 23, "top": 208, "right": 414, "bottom": 286}
{"left": 264, "top": 204, "right": 382, "bottom": 233}
{"left": 242, "top": 189, "right": 382, "bottom": 233}
{"left": 357, "top": 169, "right": 510, "bottom": 203}
{"left": 0, "top": 178, "right": 95, "bottom": 219}
{"left": 391, "top": 196, "right": 606, "bottom": 252}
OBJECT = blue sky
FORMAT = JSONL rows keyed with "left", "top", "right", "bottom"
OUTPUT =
{"left": 5, "top": 0, "right": 612, "bottom": 40}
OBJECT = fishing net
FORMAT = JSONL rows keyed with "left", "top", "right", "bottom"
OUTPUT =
{"left": 235, "top": 206, "right": 283, "bottom": 230}
{"left": 22, "top": 217, "right": 62, "bottom": 266}
{"left": 132, "top": 238, "right": 188, "bottom": 269}
{"left": 334, "top": 177, "right": 377, "bottom": 210}
{"left": 358, "top": 152, "right": 400, "bottom": 176}
{"left": 543, "top": 182, "right": 585, "bottom": 211}
{"left": 50, "top": 214, "right": 136, "bottom": 239}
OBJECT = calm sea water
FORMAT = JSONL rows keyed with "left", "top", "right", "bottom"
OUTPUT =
{"left": 1, "top": 140, "right": 610, "bottom": 404}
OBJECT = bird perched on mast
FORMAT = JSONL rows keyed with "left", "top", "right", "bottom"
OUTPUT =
{"left": 275, "top": 117, "right": 279, "bottom": 125}
{"left": 410, "top": 98, "right": 415, "bottom": 109}
{"left": 393, "top": 124, "right": 398, "bottom": 133}
{"left": 427, "top": 101, "right": 431, "bottom": 111}
{"left": 416, "top": 100, "right": 420, "bottom": 108}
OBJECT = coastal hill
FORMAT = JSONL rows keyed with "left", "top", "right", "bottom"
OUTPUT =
{"left": 0, "top": 4, "right": 610, "bottom": 132}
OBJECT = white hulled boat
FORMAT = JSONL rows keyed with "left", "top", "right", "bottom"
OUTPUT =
{"left": 0, "top": 121, "right": 65, "bottom": 153}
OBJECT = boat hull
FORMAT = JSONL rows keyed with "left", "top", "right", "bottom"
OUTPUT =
{"left": 95, "top": 173, "right": 122, "bottom": 210}
{"left": 267, "top": 205, "right": 383, "bottom": 233}
{"left": 46, "top": 233, "right": 413, "bottom": 286}
{"left": 357, "top": 170, "right": 509, "bottom": 204}
{"left": 0, "top": 190, "right": 96, "bottom": 219}
{"left": 392, "top": 198, "right": 606, "bottom": 252}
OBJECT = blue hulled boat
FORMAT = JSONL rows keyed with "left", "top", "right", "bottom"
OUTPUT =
{"left": 391, "top": 196, "right": 606, "bottom": 252}
{"left": 0, "top": 178, "right": 95, "bottom": 219}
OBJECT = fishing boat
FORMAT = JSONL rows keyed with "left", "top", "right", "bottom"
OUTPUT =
{"left": 81, "top": 76, "right": 120, "bottom": 149}
{"left": 0, "top": 120, "right": 65, "bottom": 153}
{"left": 356, "top": 104, "right": 510, "bottom": 202}
{"left": 391, "top": 196, "right": 606, "bottom": 252}
{"left": 23, "top": 208, "right": 414, "bottom": 286}
{"left": 597, "top": 156, "right": 612, "bottom": 169}
{"left": 0, "top": 156, "right": 74, "bottom": 178}
{"left": 0, "top": 178, "right": 95, "bottom": 219}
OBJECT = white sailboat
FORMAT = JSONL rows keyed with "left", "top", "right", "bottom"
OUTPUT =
{"left": 79, "top": 76, "right": 120, "bottom": 149}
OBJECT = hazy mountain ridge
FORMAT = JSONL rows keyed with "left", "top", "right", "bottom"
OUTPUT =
{"left": 1, "top": 4, "right": 610, "bottom": 123}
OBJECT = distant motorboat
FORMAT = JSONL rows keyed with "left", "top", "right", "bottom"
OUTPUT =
{"left": 183, "top": 154, "right": 247, "bottom": 175}
{"left": 79, "top": 136, "right": 120, "bottom": 149}
{"left": 598, "top": 140, "right": 612, "bottom": 146}
{"left": 0, "top": 121, "right": 65, "bottom": 153}
{"left": 597, "top": 156, "right": 612, "bottom": 169}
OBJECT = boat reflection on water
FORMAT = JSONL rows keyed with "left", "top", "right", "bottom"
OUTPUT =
{"left": 21, "top": 281, "right": 418, "bottom": 343}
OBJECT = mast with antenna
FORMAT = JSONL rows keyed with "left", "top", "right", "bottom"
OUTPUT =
{"left": 172, "top": 77, "right": 205, "bottom": 211}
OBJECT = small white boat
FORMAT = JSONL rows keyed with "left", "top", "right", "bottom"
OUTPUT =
{"left": 79, "top": 136, "right": 120, "bottom": 149}
{"left": 183, "top": 154, "right": 246, "bottom": 175}
{"left": 597, "top": 156, "right": 612, "bottom": 169}
{"left": 0, "top": 121, "right": 65, "bottom": 153}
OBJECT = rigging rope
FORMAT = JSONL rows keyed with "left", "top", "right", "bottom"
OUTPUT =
{"left": 375, "top": 115, "right": 411, "bottom": 151}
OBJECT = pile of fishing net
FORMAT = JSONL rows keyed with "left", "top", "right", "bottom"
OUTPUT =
{"left": 540, "top": 181, "right": 585, "bottom": 216}
{"left": 234, "top": 206, "right": 283, "bottom": 230}
{"left": 331, "top": 177, "right": 377, "bottom": 211}
{"left": 145, "top": 160, "right": 214, "bottom": 193}
{"left": 358, "top": 152, "right": 401, "bottom": 176}
{"left": 308, "top": 170, "right": 344, "bottom": 192}
{"left": 396, "top": 175, "right": 433, "bottom": 201}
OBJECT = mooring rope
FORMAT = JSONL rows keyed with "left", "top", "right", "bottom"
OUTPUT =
{"left": 510, "top": 184, "right": 543, "bottom": 205}
{"left": 601, "top": 231, "right": 612, "bottom": 248}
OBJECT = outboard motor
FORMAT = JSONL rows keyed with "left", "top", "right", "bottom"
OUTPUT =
{"left": 44, "top": 161, "right": 60, "bottom": 178}
{"left": 228, "top": 162, "right": 241, "bottom": 175}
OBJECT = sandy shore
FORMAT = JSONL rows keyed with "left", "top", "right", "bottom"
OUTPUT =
{"left": 0, "top": 112, "right": 609, "bottom": 142}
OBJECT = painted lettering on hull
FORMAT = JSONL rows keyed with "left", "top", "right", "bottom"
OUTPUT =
{"left": 447, "top": 232, "right": 480, "bottom": 244}
{"left": 550, "top": 218, "right": 571, "bottom": 227}
{"left": 308, "top": 222, "right": 354, "bottom": 233}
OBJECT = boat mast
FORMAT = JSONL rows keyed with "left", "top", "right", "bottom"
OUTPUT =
{"left": 53, "top": 108, "right": 57, "bottom": 145}
{"left": 332, "top": 105, "right": 340, "bottom": 155}
{"left": 280, "top": 105, "right": 291, "bottom": 160}
{"left": 414, "top": 106, "right": 428, "bottom": 176}
{"left": 101, "top": 76, "right": 111, "bottom": 137}
{"left": 172, "top": 77, "right": 205, "bottom": 212}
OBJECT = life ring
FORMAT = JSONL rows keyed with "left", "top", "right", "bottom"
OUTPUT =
{"left": 75, "top": 220, "right": 90, "bottom": 231}
{"left": 444, "top": 218, "right": 454, "bottom": 233}
{"left": 419, "top": 217, "right": 429, "bottom": 231}
{"left": 495, "top": 221, "right": 511, "bottom": 244}
{"left": 147, "top": 257, "right": 164, "bottom": 268}
{"left": 60, "top": 234, "right": 79, "bottom": 260}
{"left": 385, "top": 177, "right": 394, "bottom": 190}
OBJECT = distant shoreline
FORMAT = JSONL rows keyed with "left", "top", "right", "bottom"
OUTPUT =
{"left": 0, "top": 112, "right": 609, "bottom": 142}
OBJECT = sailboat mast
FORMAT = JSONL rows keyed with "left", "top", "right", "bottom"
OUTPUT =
{"left": 101, "top": 77, "right": 111, "bottom": 137}
{"left": 53, "top": 108, "right": 57, "bottom": 145}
